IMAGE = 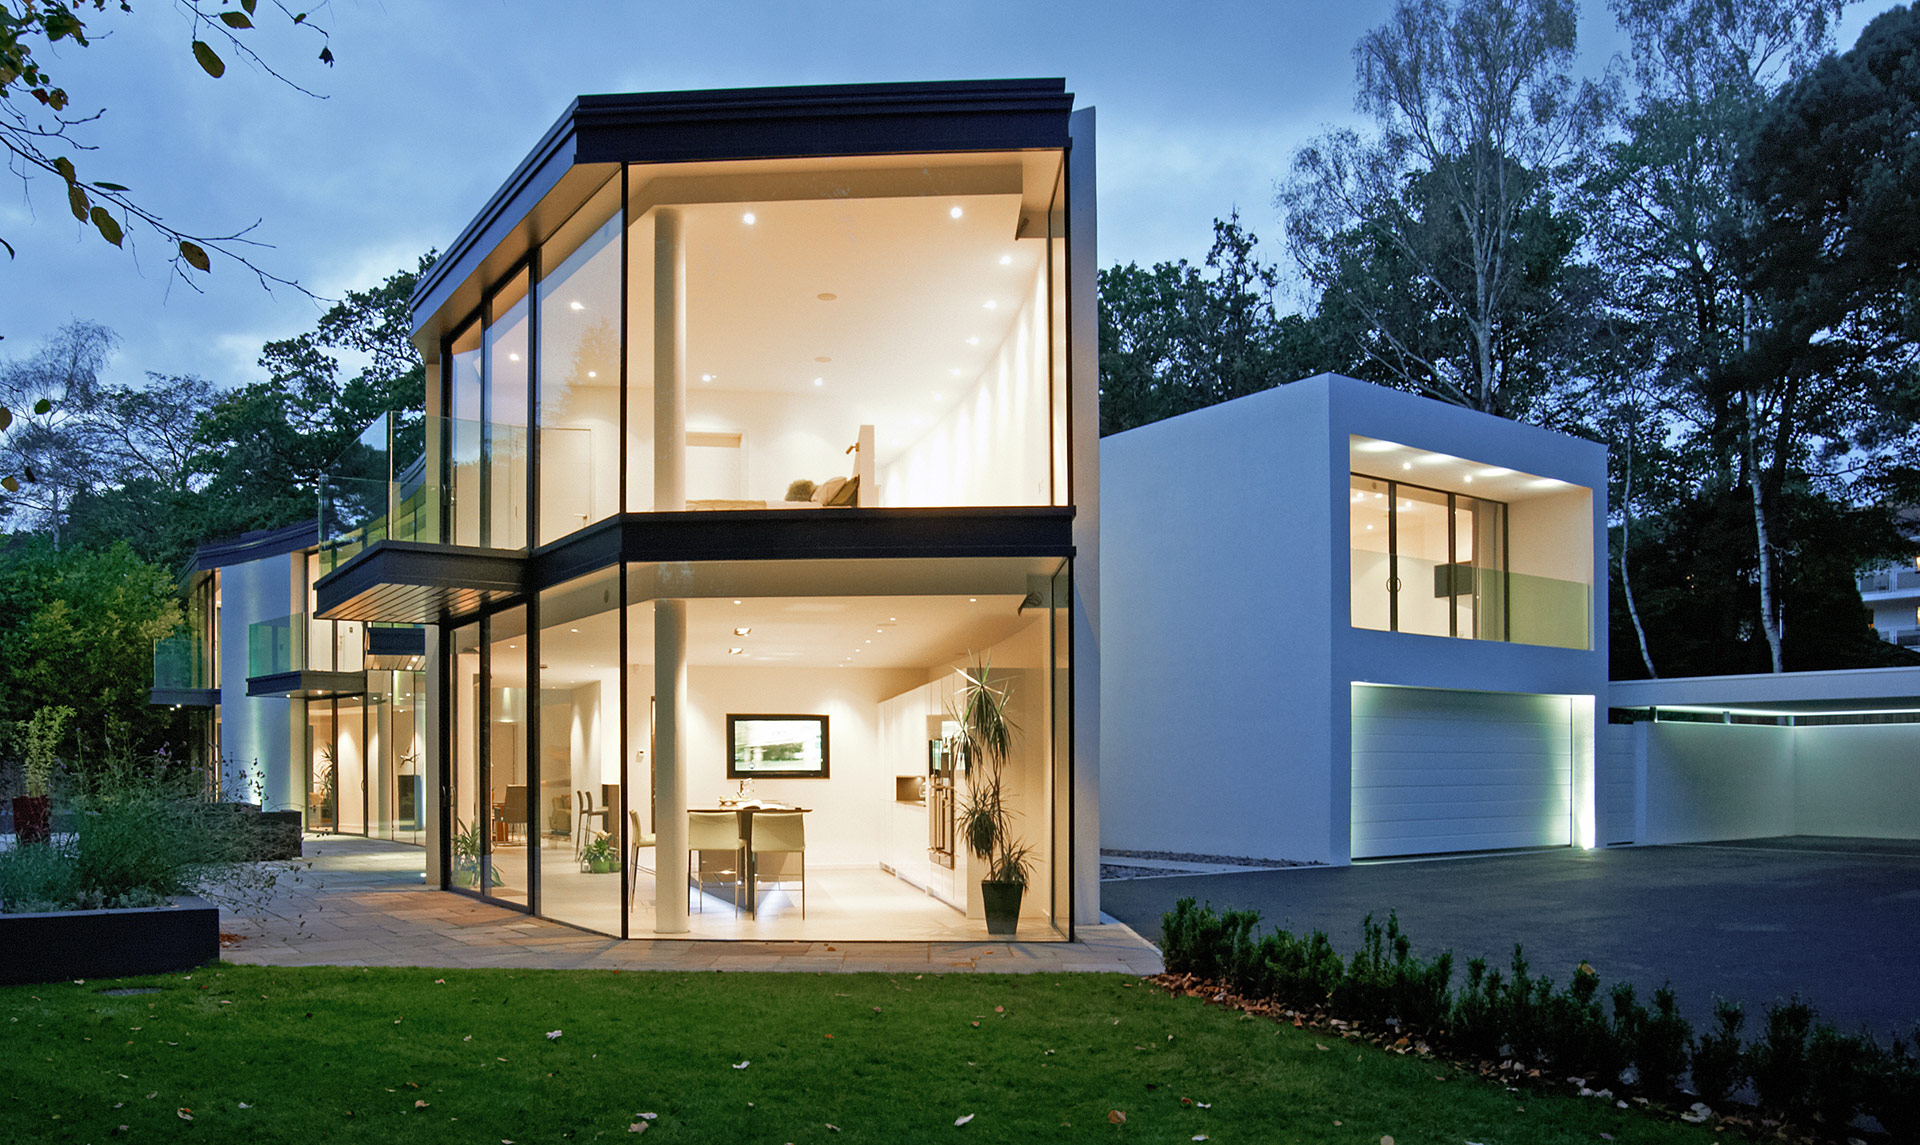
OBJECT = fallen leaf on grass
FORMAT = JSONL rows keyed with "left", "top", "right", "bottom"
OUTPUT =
{"left": 177, "top": 1108, "right": 193, "bottom": 1121}
{"left": 238, "top": 1102, "right": 251, "bottom": 1109}
{"left": 1381, "top": 1136, "right": 1395, "bottom": 1145}
{"left": 955, "top": 1113, "right": 974, "bottom": 1126}
{"left": 546, "top": 1030, "right": 562, "bottom": 1040}
{"left": 1108, "top": 1110, "right": 1127, "bottom": 1124}
{"left": 628, "top": 1124, "right": 648, "bottom": 1135}
{"left": 733, "top": 1060, "right": 751, "bottom": 1069}
{"left": 825, "top": 1125, "right": 840, "bottom": 1132}
{"left": 994, "top": 1006, "right": 1004, "bottom": 1013}
{"left": 635, "top": 1113, "right": 657, "bottom": 1121}
{"left": 1315, "top": 1043, "right": 1329, "bottom": 1051}
{"left": 464, "top": 1035, "right": 472, "bottom": 1041}
{"left": 415, "top": 1100, "right": 429, "bottom": 1108}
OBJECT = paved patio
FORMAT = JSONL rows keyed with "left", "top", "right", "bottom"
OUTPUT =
{"left": 1100, "top": 836, "right": 1920, "bottom": 1037}
{"left": 217, "top": 836, "right": 1163, "bottom": 976}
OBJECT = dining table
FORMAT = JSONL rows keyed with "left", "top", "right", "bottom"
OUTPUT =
{"left": 688, "top": 802, "right": 810, "bottom": 917}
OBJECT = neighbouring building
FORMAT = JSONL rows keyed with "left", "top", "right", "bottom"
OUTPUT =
{"left": 302, "top": 80, "right": 1101, "bottom": 941}
{"left": 1100, "top": 374, "right": 1610, "bottom": 865}
{"left": 149, "top": 514, "right": 427, "bottom": 843}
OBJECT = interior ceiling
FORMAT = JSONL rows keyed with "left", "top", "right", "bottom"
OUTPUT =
{"left": 534, "top": 593, "right": 1035, "bottom": 682}
{"left": 1349, "top": 436, "right": 1583, "bottom": 503}
{"left": 541, "top": 189, "right": 1047, "bottom": 468}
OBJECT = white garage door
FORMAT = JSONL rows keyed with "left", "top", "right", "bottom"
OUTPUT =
{"left": 1351, "top": 686, "right": 1573, "bottom": 859}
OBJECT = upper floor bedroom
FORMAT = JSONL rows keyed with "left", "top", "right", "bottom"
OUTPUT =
{"left": 398, "top": 80, "right": 1084, "bottom": 555}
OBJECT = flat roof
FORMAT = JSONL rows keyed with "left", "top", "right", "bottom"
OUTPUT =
{"left": 1610, "top": 665, "right": 1920, "bottom": 716}
{"left": 412, "top": 78, "right": 1076, "bottom": 348}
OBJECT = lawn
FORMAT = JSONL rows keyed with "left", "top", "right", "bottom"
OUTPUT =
{"left": 1, "top": 964, "right": 1722, "bottom": 1144}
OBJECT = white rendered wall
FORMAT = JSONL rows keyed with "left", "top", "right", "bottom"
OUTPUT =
{"left": 1100, "top": 380, "right": 1339, "bottom": 863}
{"left": 1641, "top": 722, "right": 1796, "bottom": 843}
{"left": 216, "top": 552, "right": 298, "bottom": 813}
{"left": 1792, "top": 724, "right": 1920, "bottom": 838}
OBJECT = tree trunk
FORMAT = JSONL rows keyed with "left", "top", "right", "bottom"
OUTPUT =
{"left": 1745, "top": 389, "right": 1785, "bottom": 672}
{"left": 1619, "top": 423, "right": 1658, "bottom": 678}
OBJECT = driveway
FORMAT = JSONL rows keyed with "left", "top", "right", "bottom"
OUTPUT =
{"left": 1099, "top": 836, "right": 1920, "bottom": 1038}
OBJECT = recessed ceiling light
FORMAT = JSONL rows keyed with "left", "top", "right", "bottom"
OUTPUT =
{"left": 817, "top": 292, "right": 837, "bottom": 301}
{"left": 701, "top": 373, "right": 714, "bottom": 382}
{"left": 999, "top": 254, "right": 1012, "bottom": 265}
{"left": 1478, "top": 467, "right": 1512, "bottom": 478}
{"left": 729, "top": 647, "right": 745, "bottom": 655}
{"left": 949, "top": 368, "right": 962, "bottom": 376}
{"left": 864, "top": 639, "right": 871, "bottom": 644}
{"left": 569, "top": 300, "right": 585, "bottom": 311}
{"left": 889, "top": 617, "right": 896, "bottom": 621}
{"left": 969, "top": 598, "right": 978, "bottom": 603}
{"left": 733, "top": 600, "right": 742, "bottom": 605}
{"left": 570, "top": 628, "right": 579, "bottom": 633}
{"left": 815, "top": 356, "right": 831, "bottom": 363}
{"left": 950, "top": 206, "right": 964, "bottom": 219}
{"left": 587, "top": 371, "right": 597, "bottom": 379}
{"left": 983, "top": 300, "right": 997, "bottom": 310}
{"left": 966, "top": 336, "right": 979, "bottom": 345}
{"left": 813, "top": 377, "right": 824, "bottom": 387}
{"left": 1463, "top": 475, "right": 1473, "bottom": 484}
{"left": 742, "top": 211, "right": 757, "bottom": 225}
{"left": 508, "top": 353, "right": 521, "bottom": 362}
{"left": 932, "top": 393, "right": 943, "bottom": 402}
{"left": 733, "top": 627, "right": 751, "bottom": 636}
{"left": 1402, "top": 461, "right": 1412, "bottom": 470}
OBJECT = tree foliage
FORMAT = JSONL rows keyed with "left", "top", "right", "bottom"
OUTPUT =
{"left": 0, "top": 0, "right": 333, "bottom": 303}
{"left": 1281, "top": 0, "right": 1610, "bottom": 416}
{"left": 1099, "top": 213, "right": 1345, "bottom": 435}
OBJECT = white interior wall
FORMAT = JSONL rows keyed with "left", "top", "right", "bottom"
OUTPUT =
{"left": 680, "top": 666, "right": 924, "bottom": 867}
{"left": 881, "top": 262, "right": 1049, "bottom": 507}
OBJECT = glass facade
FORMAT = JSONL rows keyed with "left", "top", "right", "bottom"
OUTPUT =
{"left": 429, "top": 150, "right": 1069, "bottom": 551}
{"left": 400, "top": 122, "right": 1084, "bottom": 941}
{"left": 1349, "top": 436, "right": 1593, "bottom": 649}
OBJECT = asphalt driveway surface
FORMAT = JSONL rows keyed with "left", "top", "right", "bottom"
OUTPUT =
{"left": 1100, "top": 836, "right": 1920, "bottom": 1038}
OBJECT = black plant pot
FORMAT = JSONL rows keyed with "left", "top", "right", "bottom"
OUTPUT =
{"left": 12, "top": 795, "right": 50, "bottom": 845}
{"left": 981, "top": 879, "right": 1024, "bottom": 937}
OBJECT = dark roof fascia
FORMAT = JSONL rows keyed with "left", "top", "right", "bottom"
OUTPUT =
{"left": 183, "top": 519, "right": 319, "bottom": 575}
{"left": 149, "top": 688, "right": 219, "bottom": 709}
{"left": 536, "top": 506, "right": 1076, "bottom": 581}
{"left": 312, "top": 540, "right": 528, "bottom": 623}
{"left": 409, "top": 98, "right": 585, "bottom": 336}
{"left": 245, "top": 670, "right": 367, "bottom": 699}
{"left": 412, "top": 79, "right": 1073, "bottom": 339}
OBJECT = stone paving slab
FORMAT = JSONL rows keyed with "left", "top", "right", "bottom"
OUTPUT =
{"left": 218, "top": 836, "right": 1163, "bottom": 977}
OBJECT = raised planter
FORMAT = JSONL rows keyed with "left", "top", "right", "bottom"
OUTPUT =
{"left": 0, "top": 896, "right": 219, "bottom": 986}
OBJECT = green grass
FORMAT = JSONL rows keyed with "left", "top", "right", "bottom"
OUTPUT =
{"left": 1, "top": 964, "right": 1723, "bottom": 1144}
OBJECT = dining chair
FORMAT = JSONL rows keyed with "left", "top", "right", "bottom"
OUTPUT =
{"left": 575, "top": 789, "right": 610, "bottom": 858}
{"left": 627, "top": 809, "right": 657, "bottom": 911}
{"left": 502, "top": 784, "right": 528, "bottom": 844}
{"left": 687, "top": 811, "right": 743, "bottom": 916}
{"left": 749, "top": 810, "right": 806, "bottom": 919}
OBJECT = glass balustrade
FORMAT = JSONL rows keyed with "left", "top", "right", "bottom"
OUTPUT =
{"left": 248, "top": 613, "right": 365, "bottom": 678}
{"left": 152, "top": 631, "right": 210, "bottom": 690}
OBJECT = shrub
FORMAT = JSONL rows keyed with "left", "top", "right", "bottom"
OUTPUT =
{"left": 1266, "top": 928, "right": 1345, "bottom": 1011}
{"left": 0, "top": 750, "right": 273, "bottom": 914}
{"left": 1330, "top": 912, "right": 1451, "bottom": 1034}
{"left": 1869, "top": 1029, "right": 1920, "bottom": 1140}
{"left": 1539, "top": 962, "right": 1626, "bottom": 1083}
{"left": 1802, "top": 1023, "right": 1873, "bottom": 1129}
{"left": 1690, "top": 999, "right": 1748, "bottom": 1106}
{"left": 1451, "top": 956, "right": 1510, "bottom": 1059}
{"left": 1159, "top": 899, "right": 1260, "bottom": 982}
{"left": 0, "top": 837, "right": 83, "bottom": 912}
{"left": 1612, "top": 983, "right": 1690, "bottom": 1100}
{"left": 1747, "top": 996, "right": 1814, "bottom": 1119}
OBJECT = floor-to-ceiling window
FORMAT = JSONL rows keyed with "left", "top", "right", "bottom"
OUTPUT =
{"left": 486, "top": 605, "right": 530, "bottom": 905}
{"left": 450, "top": 622, "right": 482, "bottom": 888}
{"left": 537, "top": 176, "right": 622, "bottom": 546}
{"left": 537, "top": 567, "right": 623, "bottom": 934}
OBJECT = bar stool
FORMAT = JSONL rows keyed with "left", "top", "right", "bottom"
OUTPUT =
{"left": 687, "top": 811, "right": 743, "bottom": 915}
{"left": 575, "top": 788, "right": 610, "bottom": 858}
{"left": 627, "top": 809, "right": 657, "bottom": 911}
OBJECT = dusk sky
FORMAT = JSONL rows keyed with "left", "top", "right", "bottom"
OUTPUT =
{"left": 1, "top": 0, "right": 1901, "bottom": 395}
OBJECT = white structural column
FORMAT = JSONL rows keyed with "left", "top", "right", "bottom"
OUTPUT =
{"left": 653, "top": 598, "right": 690, "bottom": 932}
{"left": 650, "top": 207, "right": 691, "bottom": 933}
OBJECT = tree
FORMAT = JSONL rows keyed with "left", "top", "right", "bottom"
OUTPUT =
{"left": 1099, "top": 214, "right": 1344, "bottom": 435}
{"left": 1585, "top": 0, "right": 1850, "bottom": 674}
{"left": 0, "top": 538, "right": 187, "bottom": 761}
{"left": 191, "top": 256, "right": 431, "bottom": 537}
{"left": 1281, "top": 0, "right": 1609, "bottom": 417}
{"left": 0, "top": 319, "right": 116, "bottom": 544}
{"left": 1, "top": 0, "right": 333, "bottom": 303}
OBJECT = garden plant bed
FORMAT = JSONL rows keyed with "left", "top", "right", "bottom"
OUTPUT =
{"left": 0, "top": 895, "right": 218, "bottom": 986}
{"left": 0, "top": 964, "right": 1733, "bottom": 1144}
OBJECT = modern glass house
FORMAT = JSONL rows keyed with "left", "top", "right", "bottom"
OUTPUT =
{"left": 310, "top": 80, "right": 1101, "bottom": 941}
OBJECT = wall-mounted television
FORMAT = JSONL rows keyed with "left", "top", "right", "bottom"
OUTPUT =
{"left": 727, "top": 714, "right": 829, "bottom": 779}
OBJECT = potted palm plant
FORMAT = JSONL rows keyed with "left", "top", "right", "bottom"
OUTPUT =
{"left": 951, "top": 662, "right": 1032, "bottom": 936}
{"left": 450, "top": 817, "right": 483, "bottom": 887}
{"left": 581, "top": 831, "right": 617, "bottom": 874}
{"left": 12, "top": 705, "right": 72, "bottom": 845}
